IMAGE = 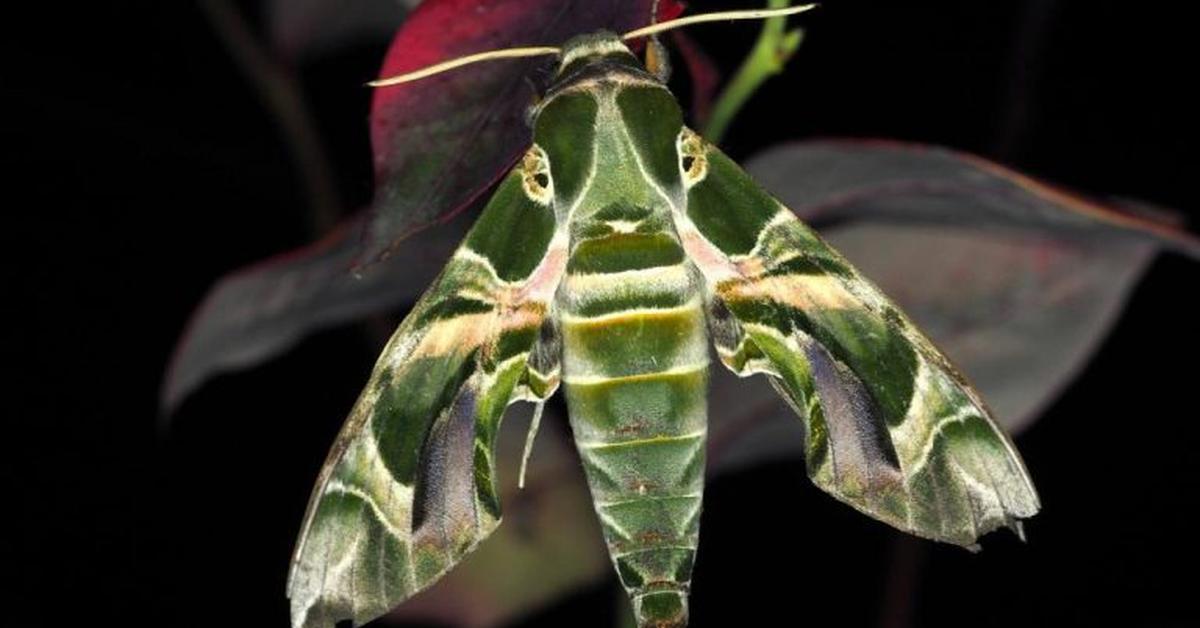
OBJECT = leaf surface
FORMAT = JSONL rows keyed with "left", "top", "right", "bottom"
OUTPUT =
{"left": 162, "top": 212, "right": 466, "bottom": 415}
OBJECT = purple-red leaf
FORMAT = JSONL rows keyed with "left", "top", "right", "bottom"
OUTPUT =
{"left": 359, "top": 0, "right": 683, "bottom": 265}
{"left": 707, "top": 140, "right": 1199, "bottom": 474}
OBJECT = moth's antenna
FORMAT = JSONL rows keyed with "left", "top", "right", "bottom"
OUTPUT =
{"left": 622, "top": 4, "right": 818, "bottom": 41}
{"left": 368, "top": 46, "right": 561, "bottom": 87}
{"left": 644, "top": 0, "right": 672, "bottom": 81}
{"left": 369, "top": 5, "right": 819, "bottom": 87}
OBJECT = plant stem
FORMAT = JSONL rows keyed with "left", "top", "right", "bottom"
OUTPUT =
{"left": 199, "top": 0, "right": 342, "bottom": 235}
{"left": 702, "top": 0, "right": 806, "bottom": 144}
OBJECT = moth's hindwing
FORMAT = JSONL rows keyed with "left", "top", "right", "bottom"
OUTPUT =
{"left": 287, "top": 146, "right": 566, "bottom": 628}
{"left": 674, "top": 128, "right": 1040, "bottom": 546}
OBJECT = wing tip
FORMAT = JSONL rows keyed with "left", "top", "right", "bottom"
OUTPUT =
{"left": 1012, "top": 518, "right": 1028, "bottom": 543}
{"left": 954, "top": 510, "right": 1037, "bottom": 551}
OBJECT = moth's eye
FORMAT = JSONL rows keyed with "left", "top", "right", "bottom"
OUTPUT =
{"left": 521, "top": 145, "right": 553, "bottom": 205}
{"left": 677, "top": 129, "right": 708, "bottom": 186}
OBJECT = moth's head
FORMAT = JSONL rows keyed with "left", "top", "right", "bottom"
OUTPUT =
{"left": 554, "top": 31, "right": 644, "bottom": 79}
{"left": 543, "top": 30, "right": 662, "bottom": 98}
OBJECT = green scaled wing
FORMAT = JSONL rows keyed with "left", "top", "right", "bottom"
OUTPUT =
{"left": 674, "top": 129, "right": 1040, "bottom": 546}
{"left": 287, "top": 147, "right": 567, "bottom": 628}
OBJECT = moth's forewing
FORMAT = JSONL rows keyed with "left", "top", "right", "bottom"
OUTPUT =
{"left": 286, "top": 152, "right": 567, "bottom": 628}
{"left": 673, "top": 129, "right": 1040, "bottom": 545}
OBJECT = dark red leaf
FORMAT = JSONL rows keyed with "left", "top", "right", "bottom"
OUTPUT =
{"left": 360, "top": 0, "right": 684, "bottom": 266}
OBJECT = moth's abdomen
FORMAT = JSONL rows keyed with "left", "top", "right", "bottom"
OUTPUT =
{"left": 560, "top": 227, "right": 708, "bottom": 628}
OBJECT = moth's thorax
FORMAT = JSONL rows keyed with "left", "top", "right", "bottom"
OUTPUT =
{"left": 531, "top": 66, "right": 687, "bottom": 230}
{"left": 575, "top": 93, "right": 668, "bottom": 213}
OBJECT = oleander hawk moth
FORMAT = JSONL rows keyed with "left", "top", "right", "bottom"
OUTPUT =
{"left": 287, "top": 19, "right": 1040, "bottom": 628}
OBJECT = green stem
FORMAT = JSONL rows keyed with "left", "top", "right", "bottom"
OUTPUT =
{"left": 702, "top": 0, "right": 806, "bottom": 144}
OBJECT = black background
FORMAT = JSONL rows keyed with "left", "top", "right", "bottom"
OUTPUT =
{"left": 8, "top": 1, "right": 1198, "bottom": 627}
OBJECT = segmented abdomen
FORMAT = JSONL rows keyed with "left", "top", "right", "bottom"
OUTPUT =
{"left": 560, "top": 227, "right": 708, "bottom": 628}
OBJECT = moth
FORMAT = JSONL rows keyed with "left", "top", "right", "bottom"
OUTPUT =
{"left": 287, "top": 7, "right": 1039, "bottom": 628}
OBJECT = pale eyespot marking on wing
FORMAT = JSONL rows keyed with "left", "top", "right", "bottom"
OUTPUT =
{"left": 521, "top": 144, "right": 554, "bottom": 205}
{"left": 677, "top": 128, "right": 708, "bottom": 187}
